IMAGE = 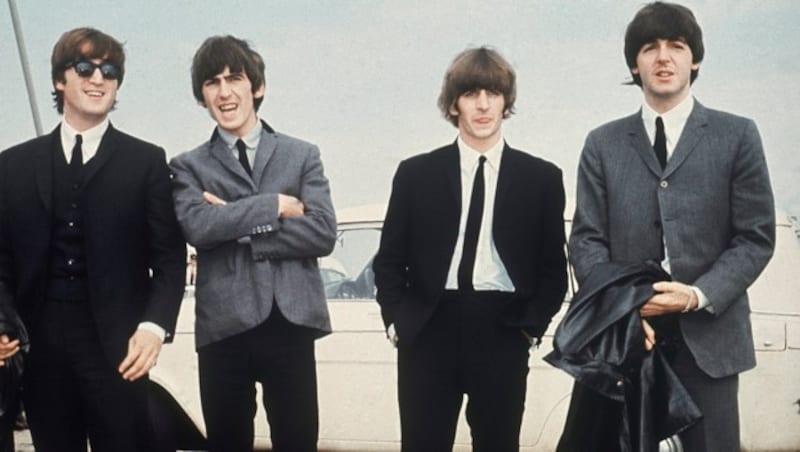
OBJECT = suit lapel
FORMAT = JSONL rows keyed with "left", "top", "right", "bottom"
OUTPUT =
{"left": 442, "top": 142, "right": 461, "bottom": 206}
{"left": 251, "top": 126, "right": 277, "bottom": 186}
{"left": 82, "top": 124, "right": 118, "bottom": 186}
{"left": 625, "top": 111, "right": 664, "bottom": 178}
{"left": 209, "top": 133, "right": 254, "bottom": 187}
{"left": 34, "top": 127, "right": 59, "bottom": 213}
{"left": 663, "top": 101, "right": 708, "bottom": 179}
{"left": 494, "top": 143, "right": 515, "bottom": 212}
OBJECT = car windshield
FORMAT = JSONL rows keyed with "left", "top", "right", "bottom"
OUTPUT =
{"left": 322, "top": 227, "right": 381, "bottom": 300}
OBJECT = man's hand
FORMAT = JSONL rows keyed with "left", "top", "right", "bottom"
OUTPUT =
{"left": 642, "top": 318, "right": 656, "bottom": 351}
{"left": 278, "top": 194, "right": 305, "bottom": 218}
{"left": 640, "top": 281, "right": 698, "bottom": 318}
{"left": 118, "top": 329, "right": 162, "bottom": 381}
{"left": 203, "top": 191, "right": 227, "bottom": 206}
{"left": 386, "top": 324, "right": 399, "bottom": 348}
{"left": 0, "top": 335, "right": 20, "bottom": 367}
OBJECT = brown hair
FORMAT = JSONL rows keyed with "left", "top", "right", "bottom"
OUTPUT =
{"left": 437, "top": 47, "right": 516, "bottom": 127}
{"left": 51, "top": 27, "right": 125, "bottom": 113}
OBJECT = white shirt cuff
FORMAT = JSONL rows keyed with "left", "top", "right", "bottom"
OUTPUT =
{"left": 138, "top": 322, "right": 166, "bottom": 342}
{"left": 691, "top": 286, "right": 714, "bottom": 314}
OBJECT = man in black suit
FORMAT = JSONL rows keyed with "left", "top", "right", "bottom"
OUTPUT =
{"left": 0, "top": 28, "right": 186, "bottom": 452}
{"left": 373, "top": 47, "right": 568, "bottom": 452}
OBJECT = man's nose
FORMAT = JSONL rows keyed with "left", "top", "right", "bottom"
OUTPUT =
{"left": 476, "top": 90, "right": 490, "bottom": 108}
{"left": 219, "top": 80, "right": 232, "bottom": 97}
{"left": 88, "top": 67, "right": 104, "bottom": 83}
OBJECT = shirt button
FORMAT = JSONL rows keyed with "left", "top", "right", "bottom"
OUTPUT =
{"left": 72, "top": 183, "right": 80, "bottom": 190}
{"left": 71, "top": 203, "right": 78, "bottom": 209}
{"left": 659, "top": 180, "right": 668, "bottom": 188}
{"left": 67, "top": 258, "right": 75, "bottom": 266}
{"left": 616, "top": 380, "right": 624, "bottom": 388}
{"left": 68, "top": 222, "right": 75, "bottom": 228}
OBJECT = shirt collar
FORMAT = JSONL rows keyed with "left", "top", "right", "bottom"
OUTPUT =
{"left": 217, "top": 120, "right": 262, "bottom": 151}
{"left": 457, "top": 135, "right": 504, "bottom": 171}
{"left": 641, "top": 94, "right": 694, "bottom": 139}
{"left": 60, "top": 118, "right": 110, "bottom": 161}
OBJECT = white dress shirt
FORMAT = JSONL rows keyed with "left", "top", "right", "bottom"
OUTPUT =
{"left": 445, "top": 136, "right": 514, "bottom": 292}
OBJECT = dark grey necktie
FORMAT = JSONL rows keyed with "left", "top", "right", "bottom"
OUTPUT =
{"left": 654, "top": 117, "right": 667, "bottom": 170}
{"left": 457, "top": 156, "right": 486, "bottom": 291}
{"left": 236, "top": 139, "right": 252, "bottom": 176}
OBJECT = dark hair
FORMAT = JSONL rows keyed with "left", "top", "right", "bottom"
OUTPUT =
{"left": 191, "top": 35, "right": 266, "bottom": 111}
{"left": 438, "top": 47, "right": 516, "bottom": 127}
{"left": 624, "top": 1, "right": 704, "bottom": 86}
{"left": 51, "top": 27, "right": 125, "bottom": 114}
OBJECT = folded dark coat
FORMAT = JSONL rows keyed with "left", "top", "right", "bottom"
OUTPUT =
{"left": 544, "top": 261, "right": 702, "bottom": 452}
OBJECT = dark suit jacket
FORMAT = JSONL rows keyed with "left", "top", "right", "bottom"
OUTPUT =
{"left": 0, "top": 124, "right": 186, "bottom": 366}
{"left": 373, "top": 142, "right": 568, "bottom": 344}
{"left": 569, "top": 100, "right": 775, "bottom": 378}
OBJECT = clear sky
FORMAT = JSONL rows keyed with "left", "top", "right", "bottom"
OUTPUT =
{"left": 2, "top": 0, "right": 799, "bottom": 216}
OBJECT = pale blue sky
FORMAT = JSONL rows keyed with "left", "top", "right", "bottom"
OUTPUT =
{"left": 2, "top": 1, "right": 799, "bottom": 215}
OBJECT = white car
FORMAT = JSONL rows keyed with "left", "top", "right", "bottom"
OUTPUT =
{"left": 150, "top": 204, "right": 800, "bottom": 451}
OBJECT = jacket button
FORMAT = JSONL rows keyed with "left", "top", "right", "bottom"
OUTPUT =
{"left": 659, "top": 180, "right": 669, "bottom": 188}
{"left": 616, "top": 380, "right": 624, "bottom": 388}
{"left": 266, "top": 225, "right": 273, "bottom": 232}
{"left": 654, "top": 220, "right": 661, "bottom": 228}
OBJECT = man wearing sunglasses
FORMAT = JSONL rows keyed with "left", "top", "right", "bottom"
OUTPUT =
{"left": 0, "top": 27, "right": 186, "bottom": 452}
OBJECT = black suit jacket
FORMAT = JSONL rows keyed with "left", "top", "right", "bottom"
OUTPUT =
{"left": 373, "top": 142, "right": 567, "bottom": 344}
{"left": 0, "top": 124, "right": 186, "bottom": 366}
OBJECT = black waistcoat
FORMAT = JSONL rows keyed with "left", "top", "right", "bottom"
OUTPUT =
{"left": 46, "top": 144, "right": 89, "bottom": 301}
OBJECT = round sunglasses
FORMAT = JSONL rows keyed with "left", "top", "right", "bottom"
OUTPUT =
{"left": 65, "top": 60, "right": 122, "bottom": 81}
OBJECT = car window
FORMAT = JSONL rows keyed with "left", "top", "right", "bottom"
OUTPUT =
{"left": 323, "top": 228, "right": 381, "bottom": 300}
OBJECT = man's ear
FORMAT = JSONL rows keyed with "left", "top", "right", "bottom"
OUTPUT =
{"left": 254, "top": 82, "right": 266, "bottom": 100}
{"left": 449, "top": 104, "right": 459, "bottom": 117}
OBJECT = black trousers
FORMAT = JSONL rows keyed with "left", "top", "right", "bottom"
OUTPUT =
{"left": 23, "top": 300, "right": 152, "bottom": 452}
{"left": 397, "top": 290, "right": 530, "bottom": 452}
{"left": 198, "top": 306, "right": 319, "bottom": 452}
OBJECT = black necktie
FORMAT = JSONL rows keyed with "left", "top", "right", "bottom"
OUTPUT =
{"left": 70, "top": 134, "right": 83, "bottom": 178}
{"left": 457, "top": 156, "right": 486, "bottom": 291}
{"left": 236, "top": 139, "right": 252, "bottom": 176}
{"left": 654, "top": 117, "right": 667, "bottom": 170}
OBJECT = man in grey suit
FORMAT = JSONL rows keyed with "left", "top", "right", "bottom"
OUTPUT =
{"left": 170, "top": 35, "right": 336, "bottom": 452}
{"left": 565, "top": 2, "right": 775, "bottom": 451}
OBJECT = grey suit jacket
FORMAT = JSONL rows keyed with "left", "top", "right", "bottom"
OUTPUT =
{"left": 569, "top": 100, "right": 775, "bottom": 378}
{"left": 170, "top": 121, "right": 336, "bottom": 348}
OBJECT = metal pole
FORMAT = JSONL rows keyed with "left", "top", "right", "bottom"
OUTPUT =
{"left": 8, "top": 0, "right": 43, "bottom": 136}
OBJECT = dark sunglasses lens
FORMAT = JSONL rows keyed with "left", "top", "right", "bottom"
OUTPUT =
{"left": 99, "top": 63, "right": 120, "bottom": 80}
{"left": 74, "top": 61, "right": 96, "bottom": 77}
{"left": 72, "top": 61, "right": 120, "bottom": 80}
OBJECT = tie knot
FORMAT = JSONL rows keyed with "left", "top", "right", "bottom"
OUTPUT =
{"left": 235, "top": 139, "right": 247, "bottom": 153}
{"left": 655, "top": 116, "right": 664, "bottom": 131}
{"left": 75, "top": 134, "right": 83, "bottom": 146}
{"left": 478, "top": 155, "right": 486, "bottom": 166}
